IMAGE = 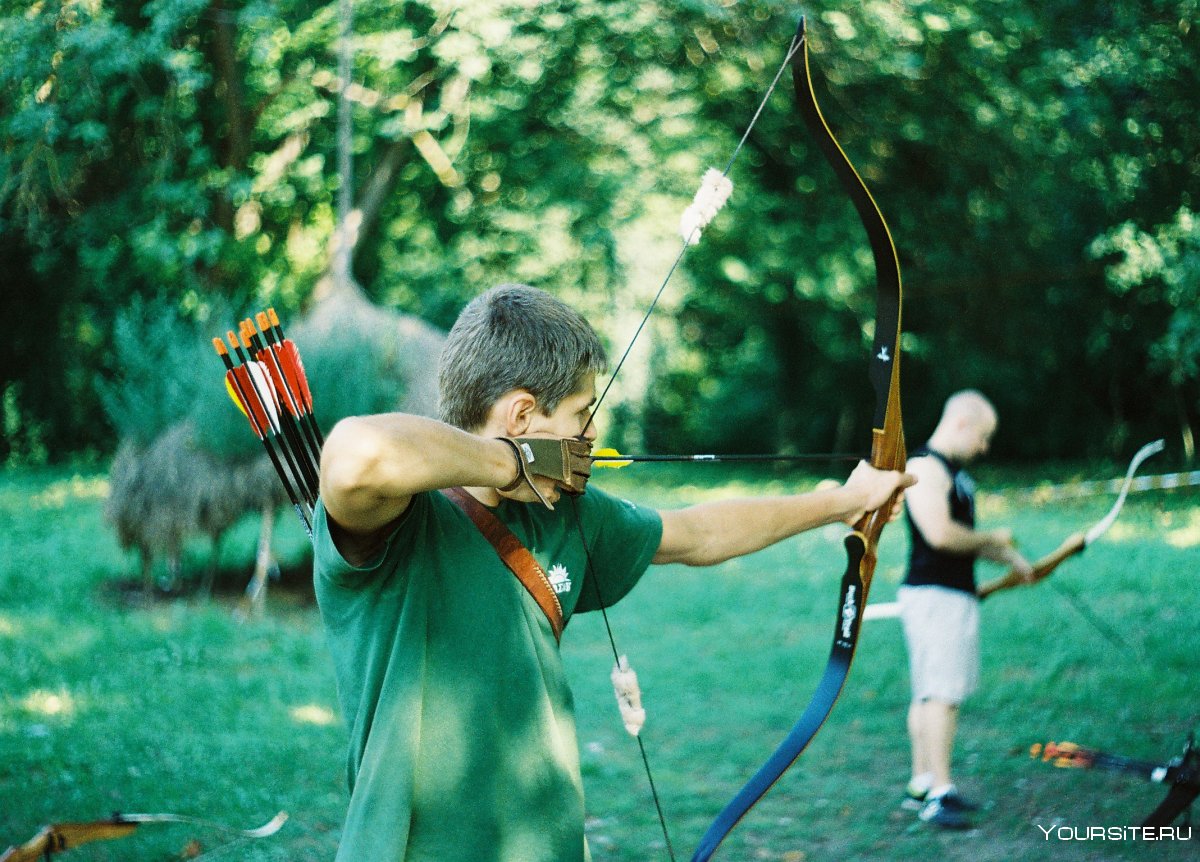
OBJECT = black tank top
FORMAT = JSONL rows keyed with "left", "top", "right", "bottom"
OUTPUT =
{"left": 904, "top": 446, "right": 977, "bottom": 594}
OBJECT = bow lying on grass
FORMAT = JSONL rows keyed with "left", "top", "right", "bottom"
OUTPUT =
{"left": 1, "top": 811, "right": 287, "bottom": 862}
{"left": 1030, "top": 735, "right": 1199, "bottom": 827}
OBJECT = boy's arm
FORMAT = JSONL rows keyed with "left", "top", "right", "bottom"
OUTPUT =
{"left": 319, "top": 413, "right": 519, "bottom": 536}
{"left": 653, "top": 461, "right": 914, "bottom": 566}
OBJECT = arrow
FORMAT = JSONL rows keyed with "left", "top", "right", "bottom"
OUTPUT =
{"left": 212, "top": 313, "right": 326, "bottom": 537}
{"left": 590, "top": 447, "right": 865, "bottom": 469}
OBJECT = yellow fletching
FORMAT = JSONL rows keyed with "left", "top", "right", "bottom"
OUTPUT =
{"left": 592, "top": 447, "right": 632, "bottom": 469}
{"left": 225, "top": 376, "right": 248, "bottom": 417}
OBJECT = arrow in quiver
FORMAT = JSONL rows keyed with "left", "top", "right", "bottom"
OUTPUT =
{"left": 212, "top": 310, "right": 323, "bottom": 538}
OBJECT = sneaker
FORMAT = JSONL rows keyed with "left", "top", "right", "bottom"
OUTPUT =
{"left": 918, "top": 794, "right": 972, "bottom": 830}
{"left": 938, "top": 790, "right": 980, "bottom": 812}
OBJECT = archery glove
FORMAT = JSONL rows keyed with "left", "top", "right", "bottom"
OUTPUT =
{"left": 497, "top": 436, "right": 593, "bottom": 510}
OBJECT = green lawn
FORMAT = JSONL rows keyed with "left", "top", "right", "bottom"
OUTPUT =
{"left": 1, "top": 461, "right": 1196, "bottom": 860}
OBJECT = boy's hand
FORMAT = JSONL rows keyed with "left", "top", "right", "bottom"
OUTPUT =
{"left": 498, "top": 436, "right": 593, "bottom": 509}
{"left": 841, "top": 460, "right": 916, "bottom": 525}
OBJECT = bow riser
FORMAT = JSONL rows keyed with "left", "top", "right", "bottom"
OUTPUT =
{"left": 857, "top": 409, "right": 907, "bottom": 544}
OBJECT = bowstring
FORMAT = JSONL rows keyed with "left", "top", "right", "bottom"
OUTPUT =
{"left": 569, "top": 496, "right": 677, "bottom": 862}
{"left": 571, "top": 32, "right": 810, "bottom": 861}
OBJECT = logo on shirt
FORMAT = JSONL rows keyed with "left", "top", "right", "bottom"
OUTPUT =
{"left": 548, "top": 563, "right": 573, "bottom": 594}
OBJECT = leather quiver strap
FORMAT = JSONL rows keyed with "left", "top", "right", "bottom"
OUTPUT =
{"left": 441, "top": 487, "right": 565, "bottom": 642}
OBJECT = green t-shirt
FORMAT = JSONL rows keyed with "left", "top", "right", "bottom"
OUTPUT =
{"left": 314, "top": 486, "right": 663, "bottom": 862}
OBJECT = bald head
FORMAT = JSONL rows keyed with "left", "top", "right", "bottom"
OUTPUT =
{"left": 928, "top": 389, "right": 997, "bottom": 463}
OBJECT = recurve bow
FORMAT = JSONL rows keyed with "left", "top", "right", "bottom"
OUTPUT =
{"left": 689, "top": 16, "right": 907, "bottom": 861}
{"left": 977, "top": 438, "right": 1165, "bottom": 600}
{"left": 1, "top": 811, "right": 287, "bottom": 862}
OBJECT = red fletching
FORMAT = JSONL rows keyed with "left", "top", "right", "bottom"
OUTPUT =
{"left": 1040, "top": 741, "right": 1095, "bottom": 769}
{"left": 257, "top": 340, "right": 313, "bottom": 413}
{"left": 225, "top": 371, "right": 263, "bottom": 438}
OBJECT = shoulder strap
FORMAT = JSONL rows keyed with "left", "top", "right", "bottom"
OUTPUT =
{"left": 440, "top": 487, "right": 565, "bottom": 643}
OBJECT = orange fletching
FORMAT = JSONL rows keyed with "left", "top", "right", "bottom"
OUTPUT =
{"left": 266, "top": 340, "right": 313, "bottom": 412}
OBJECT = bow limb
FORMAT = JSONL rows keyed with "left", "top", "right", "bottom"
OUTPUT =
{"left": 689, "top": 18, "right": 905, "bottom": 862}
{"left": 977, "top": 438, "right": 1165, "bottom": 600}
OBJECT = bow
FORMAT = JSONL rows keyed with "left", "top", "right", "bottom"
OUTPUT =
{"left": 569, "top": 23, "right": 829, "bottom": 860}
{"left": 1030, "top": 736, "right": 1199, "bottom": 827}
{"left": 976, "top": 438, "right": 1165, "bottom": 600}
{"left": 688, "top": 17, "right": 906, "bottom": 861}
{"left": 1, "top": 811, "right": 288, "bottom": 862}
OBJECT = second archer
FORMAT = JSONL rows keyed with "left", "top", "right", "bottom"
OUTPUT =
{"left": 898, "top": 389, "right": 1033, "bottom": 829}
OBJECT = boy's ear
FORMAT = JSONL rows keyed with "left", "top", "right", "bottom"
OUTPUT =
{"left": 498, "top": 389, "right": 538, "bottom": 436}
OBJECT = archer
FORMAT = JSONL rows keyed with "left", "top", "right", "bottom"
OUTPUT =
{"left": 314, "top": 283, "right": 913, "bottom": 862}
{"left": 898, "top": 390, "right": 1032, "bottom": 829}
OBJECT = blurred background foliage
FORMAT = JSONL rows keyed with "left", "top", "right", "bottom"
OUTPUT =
{"left": 1, "top": 0, "right": 1197, "bottom": 464}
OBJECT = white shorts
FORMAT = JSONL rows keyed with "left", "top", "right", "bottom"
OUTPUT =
{"left": 898, "top": 584, "right": 980, "bottom": 705}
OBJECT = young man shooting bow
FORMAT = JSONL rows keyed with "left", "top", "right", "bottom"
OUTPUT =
{"left": 316, "top": 283, "right": 913, "bottom": 862}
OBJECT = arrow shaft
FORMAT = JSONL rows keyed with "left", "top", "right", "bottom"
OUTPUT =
{"left": 593, "top": 452, "right": 863, "bottom": 464}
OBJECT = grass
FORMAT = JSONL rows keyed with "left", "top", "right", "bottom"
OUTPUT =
{"left": 1, "top": 460, "right": 1197, "bottom": 860}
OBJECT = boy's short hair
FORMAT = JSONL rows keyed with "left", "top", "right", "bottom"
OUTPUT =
{"left": 438, "top": 284, "right": 608, "bottom": 431}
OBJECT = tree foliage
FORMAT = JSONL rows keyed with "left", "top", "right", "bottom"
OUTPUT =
{"left": 1, "top": 0, "right": 1196, "bottom": 463}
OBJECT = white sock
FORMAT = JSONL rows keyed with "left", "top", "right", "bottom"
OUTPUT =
{"left": 908, "top": 773, "right": 934, "bottom": 794}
